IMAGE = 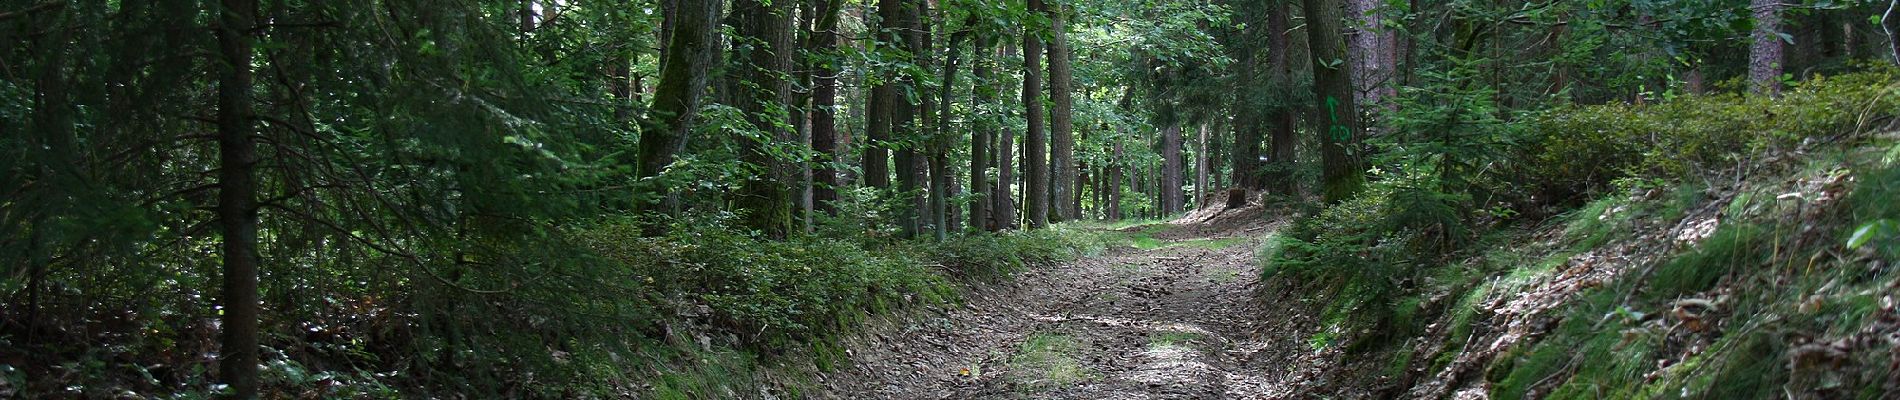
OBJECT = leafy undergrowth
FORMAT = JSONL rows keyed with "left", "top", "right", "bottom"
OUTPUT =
{"left": 1476, "top": 157, "right": 1900, "bottom": 399}
{"left": 0, "top": 211, "right": 1101, "bottom": 398}
{"left": 1259, "top": 70, "right": 1900, "bottom": 398}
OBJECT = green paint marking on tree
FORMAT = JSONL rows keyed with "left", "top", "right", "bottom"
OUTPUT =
{"left": 1324, "top": 96, "right": 1351, "bottom": 142}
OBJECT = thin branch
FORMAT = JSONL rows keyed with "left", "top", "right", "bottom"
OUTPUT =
{"left": 0, "top": 1, "right": 63, "bottom": 22}
{"left": 264, "top": 203, "right": 512, "bottom": 295}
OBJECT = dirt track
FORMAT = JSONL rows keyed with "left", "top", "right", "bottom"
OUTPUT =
{"left": 820, "top": 204, "right": 1339, "bottom": 399}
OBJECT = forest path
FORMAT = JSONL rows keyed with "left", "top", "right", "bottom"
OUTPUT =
{"left": 821, "top": 204, "right": 1316, "bottom": 399}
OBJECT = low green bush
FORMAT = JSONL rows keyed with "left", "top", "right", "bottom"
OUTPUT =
{"left": 1525, "top": 69, "right": 1900, "bottom": 202}
{"left": 926, "top": 226, "right": 1102, "bottom": 281}
{"left": 574, "top": 214, "right": 954, "bottom": 349}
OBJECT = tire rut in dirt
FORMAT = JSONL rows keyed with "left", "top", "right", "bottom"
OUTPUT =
{"left": 823, "top": 216, "right": 1288, "bottom": 399}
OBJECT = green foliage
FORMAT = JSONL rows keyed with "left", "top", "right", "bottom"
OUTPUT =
{"left": 1842, "top": 165, "right": 1900, "bottom": 257}
{"left": 1482, "top": 165, "right": 1900, "bottom": 400}
{"left": 576, "top": 214, "right": 953, "bottom": 348}
{"left": 1263, "top": 187, "right": 1436, "bottom": 348}
{"left": 1272, "top": 64, "right": 1900, "bottom": 396}
{"left": 1526, "top": 70, "right": 1900, "bottom": 202}
{"left": 926, "top": 225, "right": 1103, "bottom": 281}
{"left": 1648, "top": 223, "right": 1769, "bottom": 296}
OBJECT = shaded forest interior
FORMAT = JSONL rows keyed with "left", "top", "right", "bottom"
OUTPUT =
{"left": 5, "top": 0, "right": 1900, "bottom": 397}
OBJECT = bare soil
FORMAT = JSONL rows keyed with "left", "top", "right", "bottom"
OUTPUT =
{"left": 818, "top": 203, "right": 1336, "bottom": 399}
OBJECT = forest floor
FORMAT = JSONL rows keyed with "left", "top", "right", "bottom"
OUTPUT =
{"left": 820, "top": 201, "right": 1336, "bottom": 399}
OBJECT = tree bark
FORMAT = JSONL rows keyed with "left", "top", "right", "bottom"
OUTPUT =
{"left": 936, "top": 15, "right": 976, "bottom": 237}
{"left": 864, "top": 0, "right": 901, "bottom": 190}
{"left": 1303, "top": 0, "right": 1364, "bottom": 202}
{"left": 730, "top": 0, "right": 797, "bottom": 238}
{"left": 894, "top": 0, "right": 923, "bottom": 238}
{"left": 810, "top": 0, "right": 845, "bottom": 215}
{"left": 971, "top": 31, "right": 995, "bottom": 231}
{"left": 1195, "top": 123, "right": 1209, "bottom": 209}
{"left": 1266, "top": 0, "right": 1299, "bottom": 195}
{"left": 638, "top": 0, "right": 723, "bottom": 219}
{"left": 1161, "top": 124, "right": 1184, "bottom": 214}
{"left": 1022, "top": 0, "right": 1049, "bottom": 228}
{"left": 1749, "top": 0, "right": 1783, "bottom": 96}
{"left": 1229, "top": 0, "right": 1265, "bottom": 190}
{"left": 1109, "top": 137, "right": 1123, "bottom": 220}
{"left": 995, "top": 44, "right": 1019, "bottom": 230}
{"left": 1348, "top": 0, "right": 1384, "bottom": 109}
{"left": 215, "top": 0, "right": 261, "bottom": 397}
{"left": 520, "top": 0, "right": 536, "bottom": 33}
{"left": 923, "top": 1, "right": 952, "bottom": 240}
{"left": 1047, "top": 0, "right": 1078, "bottom": 222}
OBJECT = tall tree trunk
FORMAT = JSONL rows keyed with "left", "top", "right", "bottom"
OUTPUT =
{"left": 1161, "top": 124, "right": 1184, "bottom": 214}
{"left": 1229, "top": 0, "right": 1265, "bottom": 190}
{"left": 609, "top": 58, "right": 634, "bottom": 122}
{"left": 520, "top": 0, "right": 536, "bottom": 33}
{"left": 810, "top": 0, "right": 845, "bottom": 215}
{"left": 1210, "top": 117, "right": 1227, "bottom": 190}
{"left": 865, "top": 0, "right": 901, "bottom": 190}
{"left": 936, "top": 16, "right": 976, "bottom": 237}
{"left": 971, "top": 31, "right": 995, "bottom": 231}
{"left": 728, "top": 0, "right": 796, "bottom": 237}
{"left": 1109, "top": 137, "right": 1123, "bottom": 221}
{"left": 1047, "top": 0, "right": 1078, "bottom": 222}
{"left": 995, "top": 44, "right": 1019, "bottom": 230}
{"left": 1348, "top": 0, "right": 1384, "bottom": 110}
{"left": 1304, "top": 0, "right": 1364, "bottom": 202}
{"left": 1078, "top": 165, "right": 1091, "bottom": 217}
{"left": 894, "top": 0, "right": 923, "bottom": 238}
{"left": 1377, "top": 3, "right": 1399, "bottom": 104}
{"left": 1749, "top": 0, "right": 1783, "bottom": 96}
{"left": 795, "top": 0, "right": 815, "bottom": 232}
{"left": 1022, "top": 0, "right": 1050, "bottom": 229}
{"left": 1094, "top": 163, "right": 1108, "bottom": 219}
{"left": 1195, "top": 123, "right": 1209, "bottom": 209}
{"left": 1108, "top": 87, "right": 1133, "bottom": 220}
{"left": 215, "top": 0, "right": 261, "bottom": 397}
{"left": 1144, "top": 162, "right": 1155, "bottom": 218}
{"left": 1267, "top": 0, "right": 1299, "bottom": 195}
{"left": 923, "top": 2, "right": 952, "bottom": 240}
{"left": 638, "top": 0, "right": 723, "bottom": 220}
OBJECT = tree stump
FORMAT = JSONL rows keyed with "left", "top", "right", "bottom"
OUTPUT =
{"left": 1225, "top": 188, "right": 1249, "bottom": 209}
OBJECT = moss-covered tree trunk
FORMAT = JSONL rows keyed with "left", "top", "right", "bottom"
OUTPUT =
{"left": 730, "top": 0, "right": 796, "bottom": 238}
{"left": 638, "top": 0, "right": 723, "bottom": 220}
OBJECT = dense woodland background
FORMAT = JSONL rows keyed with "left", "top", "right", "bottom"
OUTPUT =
{"left": 4, "top": 0, "right": 1900, "bottom": 397}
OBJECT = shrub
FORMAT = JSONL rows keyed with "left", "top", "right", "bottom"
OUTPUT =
{"left": 573, "top": 214, "right": 952, "bottom": 349}
{"left": 1524, "top": 69, "right": 1900, "bottom": 203}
